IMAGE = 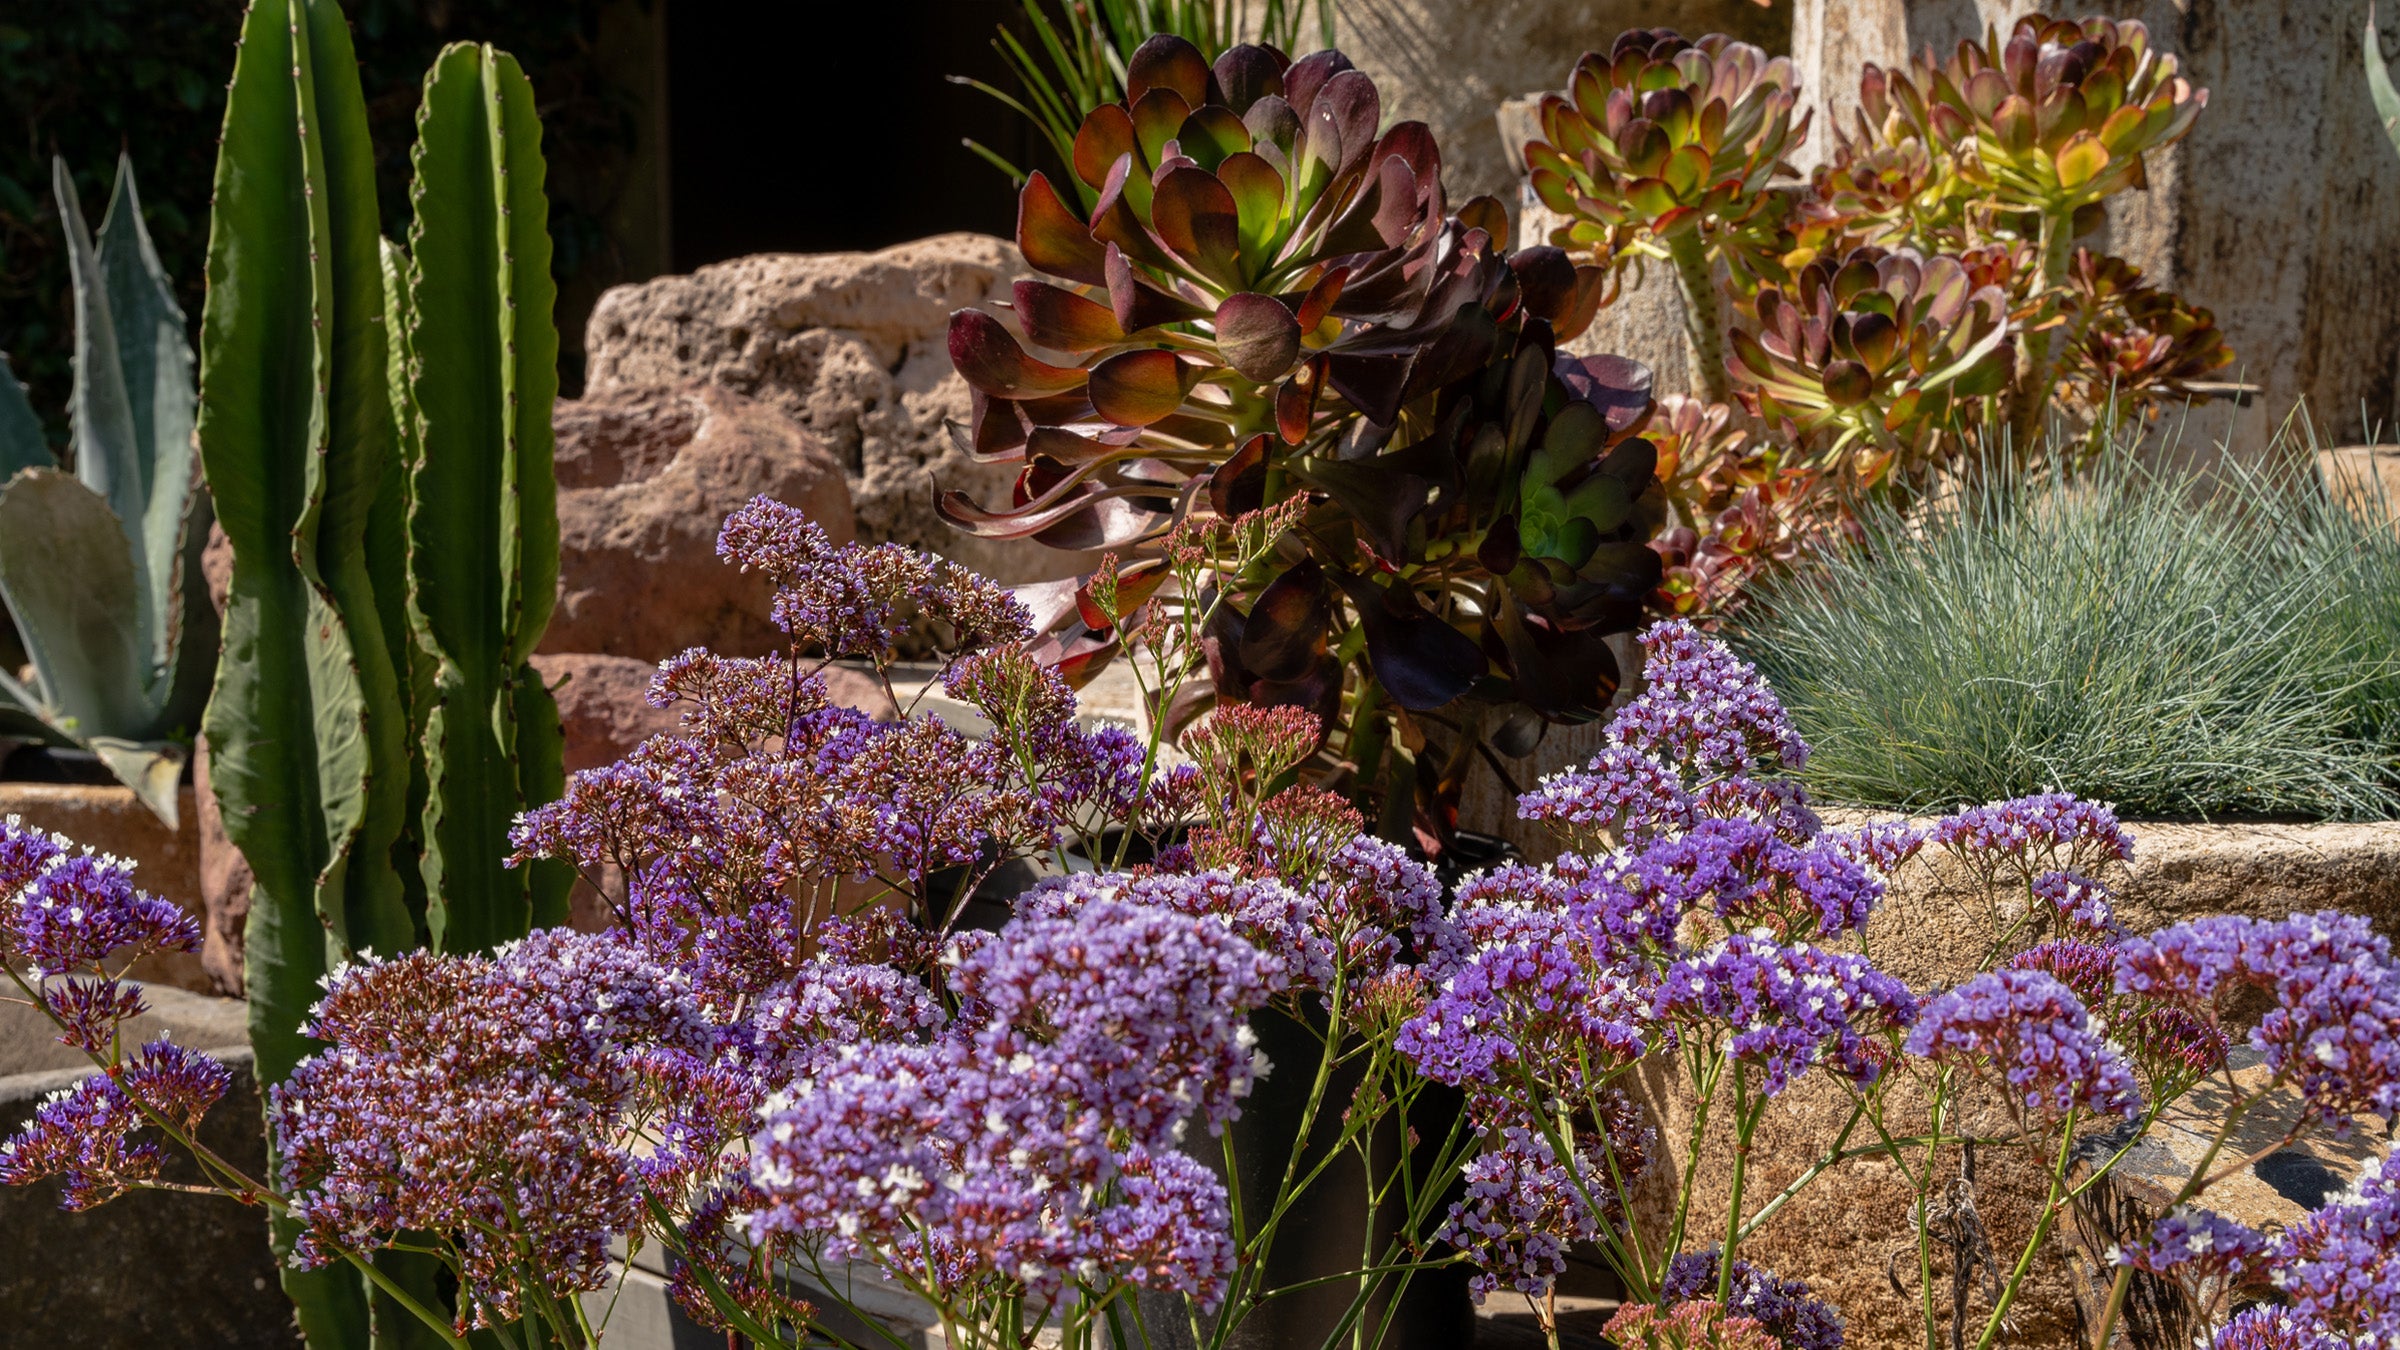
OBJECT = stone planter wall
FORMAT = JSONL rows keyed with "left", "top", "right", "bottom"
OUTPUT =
{"left": 1633, "top": 819, "right": 2400, "bottom": 1349}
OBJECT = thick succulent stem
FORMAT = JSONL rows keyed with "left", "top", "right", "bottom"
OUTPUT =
{"left": 2004, "top": 215, "right": 2079, "bottom": 460}
{"left": 196, "top": 0, "right": 417, "bottom": 1342}
{"left": 404, "top": 43, "right": 570, "bottom": 950}
{"left": 1665, "top": 229, "right": 1732, "bottom": 405}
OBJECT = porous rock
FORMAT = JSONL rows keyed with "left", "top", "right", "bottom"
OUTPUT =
{"left": 580, "top": 233, "right": 1085, "bottom": 584}
{"left": 545, "top": 379, "right": 853, "bottom": 662}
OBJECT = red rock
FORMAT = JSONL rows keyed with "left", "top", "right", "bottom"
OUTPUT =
{"left": 544, "top": 380, "right": 853, "bottom": 661}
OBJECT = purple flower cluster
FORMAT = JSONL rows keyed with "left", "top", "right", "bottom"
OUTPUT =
{"left": 0, "top": 1038, "right": 231, "bottom": 1209}
{"left": 1932, "top": 792, "right": 2133, "bottom": 880}
{"left": 0, "top": 817, "right": 197, "bottom": 976}
{"left": 1654, "top": 935, "right": 1916, "bottom": 1095}
{"left": 746, "top": 900, "right": 1275, "bottom": 1306}
{"left": 2031, "top": 869, "right": 2120, "bottom": 937}
{"left": 717, "top": 496, "right": 1030, "bottom": 661}
{"left": 1440, "top": 1126, "right": 1616, "bottom": 1302}
{"left": 2212, "top": 1307, "right": 2347, "bottom": 1350}
{"left": 1613, "top": 621, "right": 1810, "bottom": 778}
{"left": 2116, "top": 1207, "right": 2268, "bottom": 1284}
{"left": 2114, "top": 912, "right": 2400, "bottom": 1130}
{"left": 271, "top": 931, "right": 722, "bottom": 1327}
{"left": 1626, "top": 819, "right": 1883, "bottom": 939}
{"left": 1518, "top": 745, "right": 1693, "bottom": 845}
{"left": 1906, "top": 969, "right": 2142, "bottom": 1123}
{"left": 2260, "top": 1155, "right": 2400, "bottom": 1343}
{"left": 1659, "top": 1248, "right": 1847, "bottom": 1350}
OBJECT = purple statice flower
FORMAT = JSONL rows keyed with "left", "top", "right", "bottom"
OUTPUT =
{"left": 39, "top": 977, "right": 149, "bottom": 1056}
{"left": 1310, "top": 834, "right": 1455, "bottom": 981}
{"left": 1653, "top": 935, "right": 1916, "bottom": 1095}
{"left": 1688, "top": 772, "right": 1823, "bottom": 843}
{"left": 2116, "top": 1207, "right": 2268, "bottom": 1284}
{"left": 1818, "top": 820, "right": 1928, "bottom": 877}
{"left": 2007, "top": 942, "right": 2232, "bottom": 1091}
{"left": 2213, "top": 1306, "right": 2347, "bottom": 1350}
{"left": 0, "top": 1037, "right": 230, "bottom": 1210}
{"left": 950, "top": 899, "right": 1281, "bottom": 1143}
{"left": 1609, "top": 621, "right": 1809, "bottom": 778}
{"left": 1659, "top": 1248, "right": 1847, "bottom": 1350}
{"left": 1016, "top": 869, "right": 1323, "bottom": 994}
{"left": 748, "top": 901, "right": 1274, "bottom": 1307}
{"left": 1440, "top": 1126, "right": 1612, "bottom": 1303}
{"left": 748, "top": 959, "right": 943, "bottom": 1079}
{"left": 1614, "top": 819, "right": 1881, "bottom": 941}
{"left": 1906, "top": 969, "right": 2142, "bottom": 1123}
{"left": 1398, "top": 903, "right": 1654, "bottom": 1102}
{"left": 716, "top": 497, "right": 1029, "bottom": 661}
{"left": 2, "top": 836, "right": 198, "bottom": 976}
{"left": 2114, "top": 912, "right": 2400, "bottom": 1130}
{"left": 272, "top": 931, "right": 718, "bottom": 1329}
{"left": 2263, "top": 1155, "right": 2400, "bottom": 1343}
{"left": 1932, "top": 792, "right": 2132, "bottom": 879}
{"left": 1517, "top": 746, "right": 1693, "bottom": 847}
{"left": 2031, "top": 870, "right": 2120, "bottom": 937}
{"left": 0, "top": 1075, "right": 158, "bottom": 1210}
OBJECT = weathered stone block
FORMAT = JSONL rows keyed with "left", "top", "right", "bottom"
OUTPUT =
{"left": 546, "top": 379, "right": 853, "bottom": 662}
{"left": 581, "top": 234, "right": 1085, "bottom": 584}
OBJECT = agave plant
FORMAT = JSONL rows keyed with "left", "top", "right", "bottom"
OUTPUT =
{"left": 943, "top": 36, "right": 1604, "bottom": 555}
{"left": 1729, "top": 246, "right": 2013, "bottom": 485}
{"left": 1524, "top": 30, "right": 1807, "bottom": 401}
{"left": 0, "top": 156, "right": 214, "bottom": 825}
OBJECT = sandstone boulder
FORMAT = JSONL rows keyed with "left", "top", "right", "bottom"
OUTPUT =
{"left": 580, "top": 234, "right": 1084, "bottom": 585}
{"left": 546, "top": 380, "right": 852, "bottom": 662}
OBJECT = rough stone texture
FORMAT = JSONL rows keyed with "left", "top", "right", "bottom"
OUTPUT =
{"left": 545, "top": 380, "right": 854, "bottom": 661}
{"left": 581, "top": 233, "right": 1091, "bottom": 584}
{"left": 0, "top": 782, "right": 210, "bottom": 995}
{"left": 190, "top": 735, "right": 252, "bottom": 996}
{"left": 2322, "top": 444, "right": 2400, "bottom": 534}
{"left": 1631, "top": 818, "right": 2400, "bottom": 1350}
{"left": 194, "top": 522, "right": 252, "bottom": 996}
{"left": 0, "top": 986, "right": 292, "bottom": 1348}
{"left": 1335, "top": 0, "right": 1788, "bottom": 204}
{"left": 1788, "top": 0, "right": 2400, "bottom": 459}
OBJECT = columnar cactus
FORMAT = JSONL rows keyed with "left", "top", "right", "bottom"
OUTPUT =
{"left": 196, "top": 2, "right": 566, "bottom": 1342}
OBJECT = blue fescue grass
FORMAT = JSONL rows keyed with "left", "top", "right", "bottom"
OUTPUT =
{"left": 1730, "top": 432, "right": 2400, "bottom": 821}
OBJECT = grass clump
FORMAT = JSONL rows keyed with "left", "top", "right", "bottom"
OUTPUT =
{"left": 1731, "top": 439, "right": 2400, "bottom": 820}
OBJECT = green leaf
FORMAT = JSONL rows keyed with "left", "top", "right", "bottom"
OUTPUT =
{"left": 94, "top": 152, "right": 199, "bottom": 658}
{"left": 0, "top": 354, "right": 52, "bottom": 478}
{"left": 53, "top": 157, "right": 156, "bottom": 654}
{"left": 0, "top": 469, "right": 154, "bottom": 739}
{"left": 86, "top": 737, "right": 186, "bottom": 828}
{"left": 2370, "top": 5, "right": 2400, "bottom": 160}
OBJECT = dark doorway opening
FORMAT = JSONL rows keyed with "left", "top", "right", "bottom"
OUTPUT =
{"left": 666, "top": 0, "right": 1036, "bottom": 270}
